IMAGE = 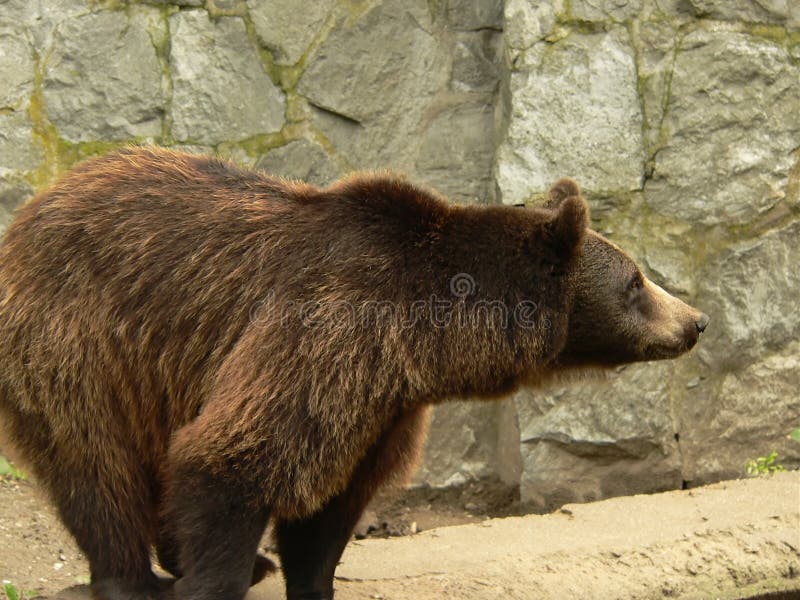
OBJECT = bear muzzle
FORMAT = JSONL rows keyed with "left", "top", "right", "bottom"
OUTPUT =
{"left": 644, "top": 278, "right": 708, "bottom": 358}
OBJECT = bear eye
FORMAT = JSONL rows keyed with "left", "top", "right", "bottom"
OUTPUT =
{"left": 628, "top": 273, "right": 643, "bottom": 291}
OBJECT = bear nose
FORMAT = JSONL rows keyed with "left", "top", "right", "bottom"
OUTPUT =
{"left": 695, "top": 313, "right": 710, "bottom": 333}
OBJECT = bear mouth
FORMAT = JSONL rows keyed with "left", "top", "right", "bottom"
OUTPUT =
{"left": 647, "top": 335, "right": 698, "bottom": 360}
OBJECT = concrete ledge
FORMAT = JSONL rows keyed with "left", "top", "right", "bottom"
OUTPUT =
{"left": 49, "top": 473, "right": 799, "bottom": 600}
{"left": 256, "top": 472, "right": 800, "bottom": 600}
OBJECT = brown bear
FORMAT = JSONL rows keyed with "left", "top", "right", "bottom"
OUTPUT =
{"left": 0, "top": 147, "right": 708, "bottom": 600}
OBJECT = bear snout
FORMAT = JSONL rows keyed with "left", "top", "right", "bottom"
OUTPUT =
{"left": 680, "top": 311, "right": 709, "bottom": 352}
{"left": 695, "top": 313, "right": 710, "bottom": 333}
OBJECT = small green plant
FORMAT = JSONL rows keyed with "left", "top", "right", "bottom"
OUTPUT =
{"left": 745, "top": 450, "right": 785, "bottom": 477}
{"left": 790, "top": 427, "right": 800, "bottom": 442}
{"left": 4, "top": 583, "right": 21, "bottom": 600}
{"left": 2, "top": 582, "right": 40, "bottom": 600}
{"left": 0, "top": 456, "right": 26, "bottom": 480}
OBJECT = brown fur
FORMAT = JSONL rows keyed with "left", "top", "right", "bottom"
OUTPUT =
{"left": 0, "top": 147, "right": 705, "bottom": 599}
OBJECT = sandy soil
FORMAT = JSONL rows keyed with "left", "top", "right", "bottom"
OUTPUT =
{"left": 1, "top": 472, "right": 798, "bottom": 600}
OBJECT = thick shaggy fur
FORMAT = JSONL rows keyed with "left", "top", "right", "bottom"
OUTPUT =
{"left": 0, "top": 147, "right": 588, "bottom": 599}
{"left": 0, "top": 147, "right": 705, "bottom": 600}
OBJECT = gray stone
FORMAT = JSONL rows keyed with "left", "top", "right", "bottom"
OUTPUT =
{"left": 299, "top": 0, "right": 443, "bottom": 123}
{"left": 148, "top": 0, "right": 203, "bottom": 5}
{"left": 641, "top": 243, "right": 698, "bottom": 297}
{"left": 205, "top": 0, "right": 249, "bottom": 15}
{"left": 678, "top": 341, "right": 800, "bottom": 484}
{"left": 451, "top": 31, "right": 502, "bottom": 94}
{"left": 0, "top": 0, "right": 39, "bottom": 23}
{"left": 694, "top": 221, "right": 800, "bottom": 372}
{"left": 636, "top": 20, "right": 679, "bottom": 158}
{"left": 446, "top": 0, "right": 504, "bottom": 31}
{"left": 306, "top": 106, "right": 365, "bottom": 167}
{"left": 415, "top": 102, "right": 496, "bottom": 203}
{"left": 791, "top": 3, "right": 800, "bottom": 27}
{"left": 299, "top": 0, "right": 448, "bottom": 172}
{"left": 414, "top": 400, "right": 511, "bottom": 488}
{"left": 42, "top": 10, "right": 163, "bottom": 143}
{"left": 685, "top": 0, "right": 795, "bottom": 24}
{"left": 215, "top": 145, "right": 259, "bottom": 169}
{"left": 646, "top": 31, "right": 800, "bottom": 226}
{"left": 256, "top": 139, "right": 341, "bottom": 186}
{"left": 0, "top": 0, "right": 88, "bottom": 54}
{"left": 0, "top": 27, "right": 41, "bottom": 173}
{"left": 0, "top": 28, "right": 34, "bottom": 110}
{"left": 169, "top": 11, "right": 285, "bottom": 145}
{"left": 0, "top": 112, "right": 43, "bottom": 174}
{"left": 569, "top": 0, "right": 644, "bottom": 22}
{"left": 0, "top": 176, "right": 33, "bottom": 233}
{"left": 166, "top": 144, "right": 215, "bottom": 157}
{"left": 496, "top": 27, "right": 645, "bottom": 204}
{"left": 248, "top": 0, "right": 336, "bottom": 66}
{"left": 503, "top": 0, "right": 563, "bottom": 55}
{"left": 515, "top": 363, "right": 681, "bottom": 510}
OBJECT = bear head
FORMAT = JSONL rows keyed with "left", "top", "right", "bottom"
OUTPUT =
{"left": 545, "top": 178, "right": 709, "bottom": 368}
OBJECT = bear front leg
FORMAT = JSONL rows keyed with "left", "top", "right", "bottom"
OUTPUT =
{"left": 155, "top": 519, "right": 277, "bottom": 586}
{"left": 275, "top": 405, "right": 431, "bottom": 600}
{"left": 274, "top": 487, "right": 366, "bottom": 600}
{"left": 161, "top": 453, "right": 270, "bottom": 600}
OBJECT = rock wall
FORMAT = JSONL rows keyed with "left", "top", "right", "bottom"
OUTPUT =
{"left": 0, "top": 0, "right": 798, "bottom": 510}
{"left": 499, "top": 0, "right": 800, "bottom": 509}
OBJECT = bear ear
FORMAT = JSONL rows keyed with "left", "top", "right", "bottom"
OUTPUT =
{"left": 546, "top": 178, "right": 581, "bottom": 209}
{"left": 546, "top": 194, "right": 589, "bottom": 258}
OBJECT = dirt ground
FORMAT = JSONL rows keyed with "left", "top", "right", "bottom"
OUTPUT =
{"left": 1, "top": 471, "right": 798, "bottom": 600}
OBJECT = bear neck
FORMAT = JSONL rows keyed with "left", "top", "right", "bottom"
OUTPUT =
{"left": 414, "top": 203, "right": 572, "bottom": 402}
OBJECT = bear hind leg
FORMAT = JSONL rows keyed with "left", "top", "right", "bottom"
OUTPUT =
{"left": 46, "top": 451, "right": 160, "bottom": 598}
{"left": 1, "top": 403, "right": 160, "bottom": 598}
